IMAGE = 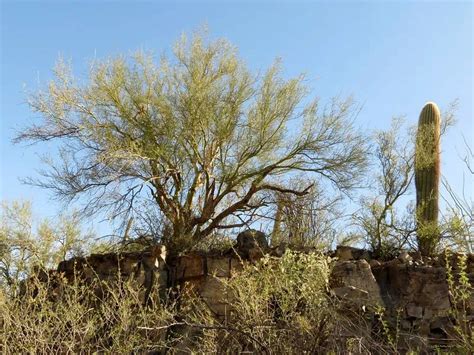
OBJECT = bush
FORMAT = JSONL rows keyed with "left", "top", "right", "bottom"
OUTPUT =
{"left": 0, "top": 274, "right": 174, "bottom": 353}
{"left": 186, "top": 251, "right": 335, "bottom": 353}
{"left": 2, "top": 249, "right": 472, "bottom": 353}
{"left": 445, "top": 251, "right": 474, "bottom": 352}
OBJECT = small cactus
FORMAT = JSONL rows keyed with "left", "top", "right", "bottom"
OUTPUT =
{"left": 415, "top": 102, "right": 441, "bottom": 255}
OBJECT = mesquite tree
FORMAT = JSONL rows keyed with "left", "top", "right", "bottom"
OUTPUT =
{"left": 16, "top": 33, "right": 367, "bottom": 253}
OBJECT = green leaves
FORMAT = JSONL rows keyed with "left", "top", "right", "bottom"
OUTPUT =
{"left": 0, "top": 201, "right": 92, "bottom": 288}
{"left": 17, "top": 31, "right": 368, "bottom": 252}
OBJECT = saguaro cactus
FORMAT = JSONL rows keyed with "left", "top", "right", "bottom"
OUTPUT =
{"left": 415, "top": 102, "right": 441, "bottom": 255}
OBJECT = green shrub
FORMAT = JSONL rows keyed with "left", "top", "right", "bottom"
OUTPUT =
{"left": 445, "top": 251, "right": 474, "bottom": 352}
{"left": 0, "top": 274, "right": 174, "bottom": 353}
{"left": 189, "top": 250, "right": 334, "bottom": 353}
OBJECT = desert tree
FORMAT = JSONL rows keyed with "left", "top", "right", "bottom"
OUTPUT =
{"left": 442, "top": 137, "right": 474, "bottom": 253}
{"left": 270, "top": 178, "right": 342, "bottom": 250}
{"left": 354, "top": 118, "right": 416, "bottom": 257}
{"left": 0, "top": 200, "right": 91, "bottom": 291}
{"left": 16, "top": 32, "right": 368, "bottom": 254}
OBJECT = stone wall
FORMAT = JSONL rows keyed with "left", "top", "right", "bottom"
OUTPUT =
{"left": 332, "top": 246, "right": 474, "bottom": 349}
{"left": 25, "top": 245, "right": 169, "bottom": 305}
{"left": 26, "top": 241, "right": 474, "bottom": 350}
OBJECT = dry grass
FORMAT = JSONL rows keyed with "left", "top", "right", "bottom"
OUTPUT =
{"left": 1, "top": 250, "right": 472, "bottom": 353}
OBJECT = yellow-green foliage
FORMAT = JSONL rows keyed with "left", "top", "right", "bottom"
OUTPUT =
{"left": 17, "top": 30, "right": 368, "bottom": 253}
{"left": 0, "top": 275, "right": 175, "bottom": 353}
{"left": 415, "top": 102, "right": 441, "bottom": 255}
{"left": 2, "top": 250, "right": 472, "bottom": 353}
{"left": 0, "top": 252, "right": 334, "bottom": 353}
{"left": 445, "top": 251, "right": 474, "bottom": 351}
{"left": 193, "top": 251, "right": 334, "bottom": 353}
{"left": 0, "top": 201, "right": 93, "bottom": 291}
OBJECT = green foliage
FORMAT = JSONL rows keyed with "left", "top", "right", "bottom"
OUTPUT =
{"left": 415, "top": 102, "right": 441, "bottom": 255}
{"left": 229, "top": 250, "right": 330, "bottom": 317}
{"left": 270, "top": 178, "right": 341, "bottom": 250}
{"left": 0, "top": 251, "right": 334, "bottom": 353}
{"left": 17, "top": 30, "right": 368, "bottom": 253}
{"left": 0, "top": 200, "right": 93, "bottom": 291}
{"left": 444, "top": 210, "right": 473, "bottom": 253}
{"left": 0, "top": 275, "right": 174, "bottom": 353}
{"left": 191, "top": 250, "right": 334, "bottom": 353}
{"left": 442, "top": 138, "right": 473, "bottom": 253}
{"left": 354, "top": 118, "right": 415, "bottom": 257}
{"left": 373, "top": 306, "right": 402, "bottom": 353}
{"left": 1, "top": 248, "right": 472, "bottom": 352}
{"left": 445, "top": 251, "right": 474, "bottom": 351}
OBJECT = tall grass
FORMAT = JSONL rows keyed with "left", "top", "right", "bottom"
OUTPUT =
{"left": 1, "top": 250, "right": 472, "bottom": 353}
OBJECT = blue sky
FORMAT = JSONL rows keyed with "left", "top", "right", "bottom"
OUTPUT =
{"left": 1, "top": 1, "right": 472, "bottom": 235}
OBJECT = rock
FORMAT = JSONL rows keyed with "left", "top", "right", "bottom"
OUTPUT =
{"left": 57, "top": 257, "right": 87, "bottom": 275}
{"left": 236, "top": 229, "right": 268, "bottom": 250}
{"left": 199, "top": 276, "right": 230, "bottom": 318}
{"left": 369, "top": 259, "right": 382, "bottom": 268}
{"left": 330, "top": 260, "right": 383, "bottom": 307}
{"left": 332, "top": 286, "right": 370, "bottom": 308}
{"left": 176, "top": 254, "right": 205, "bottom": 280}
{"left": 334, "top": 246, "right": 371, "bottom": 261}
{"left": 429, "top": 316, "right": 455, "bottom": 340}
{"left": 410, "top": 251, "right": 422, "bottom": 261}
{"left": 398, "top": 251, "right": 413, "bottom": 263}
{"left": 24, "top": 242, "right": 474, "bottom": 352}
{"left": 400, "top": 320, "right": 412, "bottom": 330}
{"left": 207, "top": 257, "right": 231, "bottom": 278}
{"left": 119, "top": 256, "right": 141, "bottom": 275}
{"left": 423, "top": 308, "right": 433, "bottom": 320}
{"left": 230, "top": 257, "right": 245, "bottom": 275}
{"left": 406, "top": 303, "right": 423, "bottom": 319}
{"left": 88, "top": 253, "right": 120, "bottom": 276}
{"left": 270, "top": 242, "right": 287, "bottom": 257}
{"left": 151, "top": 244, "right": 167, "bottom": 263}
{"left": 235, "top": 229, "right": 269, "bottom": 261}
{"left": 372, "top": 263, "right": 452, "bottom": 324}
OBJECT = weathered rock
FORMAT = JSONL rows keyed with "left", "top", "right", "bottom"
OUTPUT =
{"left": 332, "top": 285, "right": 370, "bottom": 310}
{"left": 406, "top": 303, "right": 423, "bottom": 319}
{"left": 199, "top": 276, "right": 230, "bottom": 318}
{"left": 235, "top": 229, "right": 269, "bottom": 261}
{"left": 54, "top": 244, "right": 167, "bottom": 305}
{"left": 369, "top": 259, "right": 382, "bottom": 268}
{"left": 372, "top": 263, "right": 450, "bottom": 312}
{"left": 207, "top": 256, "right": 232, "bottom": 278}
{"left": 24, "top": 244, "right": 474, "bottom": 352}
{"left": 269, "top": 242, "right": 288, "bottom": 257}
{"left": 230, "top": 257, "right": 245, "bottom": 275}
{"left": 330, "top": 259, "right": 383, "bottom": 307}
{"left": 334, "top": 245, "right": 371, "bottom": 261}
{"left": 398, "top": 251, "right": 413, "bottom": 264}
{"left": 175, "top": 254, "right": 205, "bottom": 280}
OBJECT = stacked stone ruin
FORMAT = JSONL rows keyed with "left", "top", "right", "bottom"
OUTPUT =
{"left": 23, "top": 232, "right": 474, "bottom": 351}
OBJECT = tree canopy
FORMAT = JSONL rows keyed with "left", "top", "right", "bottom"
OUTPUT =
{"left": 17, "top": 33, "right": 368, "bottom": 253}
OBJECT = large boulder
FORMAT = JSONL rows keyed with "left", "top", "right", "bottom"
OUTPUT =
{"left": 235, "top": 229, "right": 269, "bottom": 261}
{"left": 330, "top": 259, "right": 383, "bottom": 308}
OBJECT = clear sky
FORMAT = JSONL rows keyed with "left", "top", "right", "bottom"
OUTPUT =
{"left": 1, "top": 1, "right": 472, "bottom": 235}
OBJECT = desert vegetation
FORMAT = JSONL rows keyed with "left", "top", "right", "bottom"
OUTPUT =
{"left": 1, "top": 31, "right": 473, "bottom": 353}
